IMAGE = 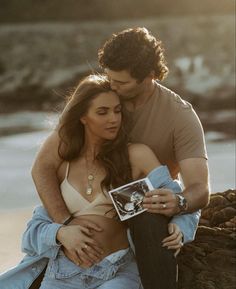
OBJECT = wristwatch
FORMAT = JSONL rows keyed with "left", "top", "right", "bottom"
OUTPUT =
{"left": 176, "top": 193, "right": 188, "bottom": 213}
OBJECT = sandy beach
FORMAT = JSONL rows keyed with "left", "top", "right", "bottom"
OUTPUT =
{"left": 0, "top": 208, "right": 33, "bottom": 273}
{"left": 0, "top": 125, "right": 235, "bottom": 274}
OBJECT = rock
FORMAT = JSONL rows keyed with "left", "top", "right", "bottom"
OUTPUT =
{"left": 0, "top": 15, "right": 234, "bottom": 120}
{"left": 178, "top": 189, "right": 236, "bottom": 289}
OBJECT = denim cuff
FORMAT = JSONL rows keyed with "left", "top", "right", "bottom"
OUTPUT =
{"left": 147, "top": 166, "right": 177, "bottom": 189}
{"left": 44, "top": 223, "right": 63, "bottom": 248}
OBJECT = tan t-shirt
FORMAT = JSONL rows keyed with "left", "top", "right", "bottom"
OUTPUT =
{"left": 128, "top": 82, "right": 207, "bottom": 179}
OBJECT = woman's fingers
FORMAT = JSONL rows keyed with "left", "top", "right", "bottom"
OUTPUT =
{"left": 69, "top": 218, "right": 103, "bottom": 233}
{"left": 80, "top": 226, "right": 93, "bottom": 236}
{"left": 82, "top": 220, "right": 103, "bottom": 232}
{"left": 162, "top": 223, "right": 183, "bottom": 250}
{"left": 76, "top": 246, "right": 94, "bottom": 266}
{"left": 83, "top": 235, "right": 104, "bottom": 254}
{"left": 63, "top": 248, "right": 83, "bottom": 266}
{"left": 164, "top": 237, "right": 183, "bottom": 248}
{"left": 174, "top": 248, "right": 181, "bottom": 257}
{"left": 83, "top": 245, "right": 103, "bottom": 263}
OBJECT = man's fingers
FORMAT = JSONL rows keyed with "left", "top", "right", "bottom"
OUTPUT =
{"left": 143, "top": 195, "right": 169, "bottom": 204}
{"left": 145, "top": 189, "right": 172, "bottom": 197}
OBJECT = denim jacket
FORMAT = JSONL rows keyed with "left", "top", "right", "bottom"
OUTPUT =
{"left": 0, "top": 166, "right": 200, "bottom": 289}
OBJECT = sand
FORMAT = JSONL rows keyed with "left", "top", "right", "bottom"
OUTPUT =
{"left": 0, "top": 208, "right": 33, "bottom": 273}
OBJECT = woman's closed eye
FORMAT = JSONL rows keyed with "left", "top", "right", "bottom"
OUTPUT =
{"left": 97, "top": 111, "right": 107, "bottom": 115}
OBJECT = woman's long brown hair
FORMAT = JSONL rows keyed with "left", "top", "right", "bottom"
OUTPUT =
{"left": 57, "top": 74, "right": 132, "bottom": 191}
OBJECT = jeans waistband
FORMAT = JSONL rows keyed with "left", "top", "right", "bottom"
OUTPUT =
{"left": 83, "top": 247, "right": 134, "bottom": 280}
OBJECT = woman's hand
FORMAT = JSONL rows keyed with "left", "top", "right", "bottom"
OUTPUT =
{"left": 56, "top": 223, "right": 104, "bottom": 267}
{"left": 162, "top": 223, "right": 183, "bottom": 256}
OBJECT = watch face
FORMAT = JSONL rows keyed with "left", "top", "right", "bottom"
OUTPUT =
{"left": 177, "top": 194, "right": 187, "bottom": 211}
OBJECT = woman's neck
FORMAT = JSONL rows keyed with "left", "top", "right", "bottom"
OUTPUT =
{"left": 82, "top": 138, "right": 103, "bottom": 160}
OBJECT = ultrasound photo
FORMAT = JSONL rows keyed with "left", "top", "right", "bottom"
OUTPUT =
{"left": 109, "top": 178, "right": 154, "bottom": 221}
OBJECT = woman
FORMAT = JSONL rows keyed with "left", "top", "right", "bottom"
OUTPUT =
{"left": 0, "top": 75, "right": 199, "bottom": 289}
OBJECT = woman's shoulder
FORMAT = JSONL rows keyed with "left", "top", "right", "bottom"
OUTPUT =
{"left": 128, "top": 143, "right": 155, "bottom": 159}
{"left": 128, "top": 143, "right": 161, "bottom": 177}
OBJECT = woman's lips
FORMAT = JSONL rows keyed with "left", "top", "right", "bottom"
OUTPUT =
{"left": 106, "top": 126, "right": 119, "bottom": 132}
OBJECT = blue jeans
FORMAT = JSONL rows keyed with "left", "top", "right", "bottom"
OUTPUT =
{"left": 39, "top": 248, "right": 143, "bottom": 289}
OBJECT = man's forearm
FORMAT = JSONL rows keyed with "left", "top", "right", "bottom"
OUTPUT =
{"left": 182, "top": 182, "right": 209, "bottom": 212}
{"left": 32, "top": 165, "right": 70, "bottom": 223}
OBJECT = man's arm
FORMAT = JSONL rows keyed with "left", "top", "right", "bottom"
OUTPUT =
{"left": 179, "top": 157, "right": 210, "bottom": 212}
{"left": 144, "top": 164, "right": 201, "bottom": 243}
{"left": 144, "top": 157, "right": 210, "bottom": 216}
{"left": 31, "top": 131, "right": 70, "bottom": 223}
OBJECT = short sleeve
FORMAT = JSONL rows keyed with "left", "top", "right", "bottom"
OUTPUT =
{"left": 174, "top": 105, "right": 208, "bottom": 161}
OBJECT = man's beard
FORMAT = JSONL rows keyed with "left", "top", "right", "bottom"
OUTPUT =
{"left": 117, "top": 92, "right": 137, "bottom": 101}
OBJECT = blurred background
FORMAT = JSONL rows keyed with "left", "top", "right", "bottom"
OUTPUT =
{"left": 0, "top": 0, "right": 235, "bottom": 271}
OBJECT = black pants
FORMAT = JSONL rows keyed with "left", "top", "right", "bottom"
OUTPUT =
{"left": 128, "top": 212, "right": 177, "bottom": 289}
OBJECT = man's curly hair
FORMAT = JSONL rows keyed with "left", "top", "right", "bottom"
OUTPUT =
{"left": 98, "top": 27, "right": 169, "bottom": 82}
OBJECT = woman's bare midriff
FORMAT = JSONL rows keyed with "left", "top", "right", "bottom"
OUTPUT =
{"left": 73, "top": 214, "right": 129, "bottom": 267}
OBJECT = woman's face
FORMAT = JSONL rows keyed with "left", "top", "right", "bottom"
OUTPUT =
{"left": 81, "top": 91, "right": 122, "bottom": 143}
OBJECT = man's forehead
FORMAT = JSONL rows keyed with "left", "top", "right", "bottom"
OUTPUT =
{"left": 105, "top": 69, "right": 134, "bottom": 82}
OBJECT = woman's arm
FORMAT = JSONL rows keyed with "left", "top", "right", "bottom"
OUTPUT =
{"left": 21, "top": 206, "right": 104, "bottom": 266}
{"left": 21, "top": 206, "right": 62, "bottom": 258}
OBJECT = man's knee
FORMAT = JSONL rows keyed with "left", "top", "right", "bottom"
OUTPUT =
{"left": 129, "top": 212, "right": 169, "bottom": 231}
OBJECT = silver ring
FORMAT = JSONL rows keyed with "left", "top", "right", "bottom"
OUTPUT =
{"left": 83, "top": 244, "right": 88, "bottom": 250}
{"left": 162, "top": 203, "right": 167, "bottom": 209}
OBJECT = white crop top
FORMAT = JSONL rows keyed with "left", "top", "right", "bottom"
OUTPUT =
{"left": 60, "top": 163, "right": 116, "bottom": 218}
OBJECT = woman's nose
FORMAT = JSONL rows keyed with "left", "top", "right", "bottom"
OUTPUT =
{"left": 109, "top": 112, "right": 119, "bottom": 123}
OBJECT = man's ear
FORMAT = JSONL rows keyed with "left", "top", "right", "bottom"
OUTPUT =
{"left": 148, "top": 71, "right": 155, "bottom": 79}
{"left": 142, "top": 71, "right": 155, "bottom": 84}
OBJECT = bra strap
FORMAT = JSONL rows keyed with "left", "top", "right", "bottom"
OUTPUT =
{"left": 65, "top": 162, "right": 70, "bottom": 178}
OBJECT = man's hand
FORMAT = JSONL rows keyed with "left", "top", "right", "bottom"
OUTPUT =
{"left": 162, "top": 223, "right": 183, "bottom": 257}
{"left": 143, "top": 188, "right": 180, "bottom": 217}
{"left": 56, "top": 218, "right": 104, "bottom": 267}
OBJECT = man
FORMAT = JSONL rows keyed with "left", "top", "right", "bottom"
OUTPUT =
{"left": 32, "top": 27, "right": 209, "bottom": 289}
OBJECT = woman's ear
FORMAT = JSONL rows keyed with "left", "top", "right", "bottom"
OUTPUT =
{"left": 80, "top": 116, "right": 87, "bottom": 125}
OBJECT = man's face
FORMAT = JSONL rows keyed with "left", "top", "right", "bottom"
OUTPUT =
{"left": 105, "top": 69, "right": 146, "bottom": 101}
